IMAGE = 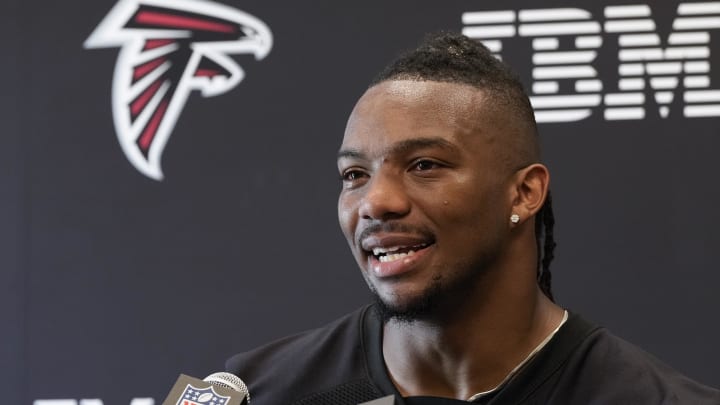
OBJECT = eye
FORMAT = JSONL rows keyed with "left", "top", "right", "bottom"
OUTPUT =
{"left": 340, "top": 169, "right": 369, "bottom": 188}
{"left": 343, "top": 170, "right": 363, "bottom": 180}
{"left": 412, "top": 159, "right": 441, "bottom": 171}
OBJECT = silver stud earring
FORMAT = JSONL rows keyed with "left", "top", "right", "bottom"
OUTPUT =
{"left": 510, "top": 214, "right": 520, "bottom": 224}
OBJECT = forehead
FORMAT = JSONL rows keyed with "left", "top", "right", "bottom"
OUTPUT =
{"left": 341, "top": 80, "right": 493, "bottom": 154}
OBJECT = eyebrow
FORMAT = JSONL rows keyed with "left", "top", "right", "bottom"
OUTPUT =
{"left": 337, "top": 137, "right": 460, "bottom": 161}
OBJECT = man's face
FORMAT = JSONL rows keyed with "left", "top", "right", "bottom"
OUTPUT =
{"left": 337, "top": 80, "right": 517, "bottom": 320}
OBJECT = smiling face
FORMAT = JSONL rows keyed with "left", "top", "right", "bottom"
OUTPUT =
{"left": 338, "top": 80, "right": 534, "bottom": 320}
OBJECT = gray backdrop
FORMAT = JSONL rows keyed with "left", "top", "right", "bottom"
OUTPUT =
{"left": 2, "top": 0, "right": 718, "bottom": 403}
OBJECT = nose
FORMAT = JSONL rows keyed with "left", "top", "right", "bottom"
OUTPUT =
{"left": 357, "top": 170, "right": 411, "bottom": 220}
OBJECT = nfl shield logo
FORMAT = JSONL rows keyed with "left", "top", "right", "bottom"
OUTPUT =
{"left": 176, "top": 384, "right": 231, "bottom": 405}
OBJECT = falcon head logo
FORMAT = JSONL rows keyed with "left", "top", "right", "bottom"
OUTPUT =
{"left": 84, "top": 0, "right": 273, "bottom": 180}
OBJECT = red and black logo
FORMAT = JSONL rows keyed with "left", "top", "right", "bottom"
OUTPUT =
{"left": 85, "top": 0, "right": 272, "bottom": 180}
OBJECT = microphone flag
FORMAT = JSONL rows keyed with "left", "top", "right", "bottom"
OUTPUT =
{"left": 162, "top": 374, "right": 247, "bottom": 405}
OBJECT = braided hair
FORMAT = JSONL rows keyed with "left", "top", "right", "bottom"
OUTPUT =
{"left": 371, "top": 32, "right": 557, "bottom": 301}
{"left": 535, "top": 192, "right": 556, "bottom": 301}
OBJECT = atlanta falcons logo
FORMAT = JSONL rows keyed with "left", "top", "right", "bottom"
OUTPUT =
{"left": 84, "top": 0, "right": 272, "bottom": 180}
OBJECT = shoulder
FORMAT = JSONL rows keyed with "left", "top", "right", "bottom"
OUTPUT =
{"left": 549, "top": 317, "right": 720, "bottom": 404}
{"left": 225, "top": 305, "right": 379, "bottom": 404}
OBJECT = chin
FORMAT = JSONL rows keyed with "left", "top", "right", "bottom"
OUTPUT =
{"left": 371, "top": 282, "right": 443, "bottom": 323}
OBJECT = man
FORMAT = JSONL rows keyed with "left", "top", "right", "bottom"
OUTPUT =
{"left": 226, "top": 33, "right": 720, "bottom": 404}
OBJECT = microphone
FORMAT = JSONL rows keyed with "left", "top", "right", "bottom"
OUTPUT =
{"left": 162, "top": 372, "right": 250, "bottom": 405}
{"left": 204, "top": 372, "right": 250, "bottom": 404}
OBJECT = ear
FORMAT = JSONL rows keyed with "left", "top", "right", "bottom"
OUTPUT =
{"left": 509, "top": 164, "right": 550, "bottom": 224}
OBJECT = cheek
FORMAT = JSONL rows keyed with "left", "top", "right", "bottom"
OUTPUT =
{"left": 337, "top": 193, "right": 358, "bottom": 241}
{"left": 426, "top": 180, "right": 508, "bottom": 233}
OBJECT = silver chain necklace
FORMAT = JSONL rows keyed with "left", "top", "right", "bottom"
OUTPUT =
{"left": 467, "top": 310, "right": 569, "bottom": 402}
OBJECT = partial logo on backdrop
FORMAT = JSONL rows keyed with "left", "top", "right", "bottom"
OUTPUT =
{"left": 85, "top": 0, "right": 273, "bottom": 180}
{"left": 461, "top": 2, "right": 719, "bottom": 123}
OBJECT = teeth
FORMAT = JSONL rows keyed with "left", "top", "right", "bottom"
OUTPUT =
{"left": 372, "top": 243, "right": 428, "bottom": 256}
{"left": 379, "top": 249, "right": 416, "bottom": 263}
{"left": 373, "top": 246, "right": 400, "bottom": 255}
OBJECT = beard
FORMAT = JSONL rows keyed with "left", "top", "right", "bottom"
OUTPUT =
{"left": 371, "top": 275, "right": 444, "bottom": 324}
{"left": 370, "top": 259, "right": 489, "bottom": 325}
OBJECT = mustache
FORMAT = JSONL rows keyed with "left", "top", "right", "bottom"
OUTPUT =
{"left": 357, "top": 221, "right": 435, "bottom": 243}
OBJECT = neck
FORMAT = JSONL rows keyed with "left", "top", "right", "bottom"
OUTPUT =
{"left": 382, "top": 277, "right": 564, "bottom": 400}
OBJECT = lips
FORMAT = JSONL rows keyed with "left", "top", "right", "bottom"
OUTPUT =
{"left": 360, "top": 234, "right": 435, "bottom": 278}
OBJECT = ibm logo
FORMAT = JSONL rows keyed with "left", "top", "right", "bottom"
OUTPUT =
{"left": 462, "top": 2, "right": 720, "bottom": 122}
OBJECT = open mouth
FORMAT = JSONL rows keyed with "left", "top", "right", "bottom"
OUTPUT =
{"left": 371, "top": 243, "right": 432, "bottom": 263}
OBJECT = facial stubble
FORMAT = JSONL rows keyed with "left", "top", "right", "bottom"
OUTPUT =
{"left": 369, "top": 257, "right": 493, "bottom": 325}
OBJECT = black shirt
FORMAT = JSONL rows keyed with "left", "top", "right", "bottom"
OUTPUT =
{"left": 226, "top": 305, "right": 720, "bottom": 404}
